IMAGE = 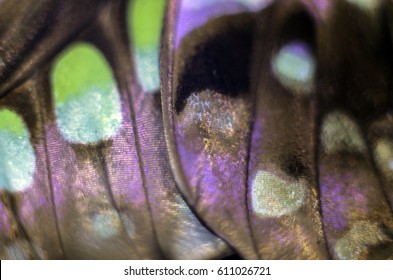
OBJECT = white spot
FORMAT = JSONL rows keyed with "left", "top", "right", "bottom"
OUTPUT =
{"left": 56, "top": 88, "right": 122, "bottom": 144}
{"left": 92, "top": 211, "right": 120, "bottom": 239}
{"left": 251, "top": 170, "right": 307, "bottom": 217}
{"left": 272, "top": 41, "right": 315, "bottom": 94}
{"left": 335, "top": 221, "right": 388, "bottom": 259}
{"left": 0, "top": 132, "right": 35, "bottom": 192}
{"left": 321, "top": 111, "right": 366, "bottom": 154}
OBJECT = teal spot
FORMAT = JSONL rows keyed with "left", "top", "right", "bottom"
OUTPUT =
{"left": 134, "top": 48, "right": 160, "bottom": 93}
{"left": 51, "top": 43, "right": 122, "bottom": 143}
{"left": 272, "top": 41, "right": 315, "bottom": 94}
{"left": 0, "top": 109, "right": 35, "bottom": 192}
{"left": 128, "top": 0, "right": 166, "bottom": 92}
{"left": 92, "top": 211, "right": 120, "bottom": 239}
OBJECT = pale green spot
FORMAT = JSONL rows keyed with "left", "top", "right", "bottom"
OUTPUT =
{"left": 0, "top": 109, "right": 35, "bottom": 192}
{"left": 374, "top": 139, "right": 393, "bottom": 172}
{"left": 129, "top": 0, "right": 166, "bottom": 49}
{"left": 0, "top": 109, "right": 26, "bottom": 136}
{"left": 251, "top": 170, "right": 306, "bottom": 217}
{"left": 52, "top": 43, "right": 115, "bottom": 105}
{"left": 321, "top": 111, "right": 366, "bottom": 154}
{"left": 128, "top": 0, "right": 166, "bottom": 92}
{"left": 335, "top": 221, "right": 388, "bottom": 259}
{"left": 272, "top": 41, "right": 315, "bottom": 94}
{"left": 51, "top": 43, "right": 122, "bottom": 143}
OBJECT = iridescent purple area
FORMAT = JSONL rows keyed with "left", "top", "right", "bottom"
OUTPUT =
{"left": 176, "top": 0, "right": 271, "bottom": 48}
{"left": 320, "top": 181, "right": 354, "bottom": 232}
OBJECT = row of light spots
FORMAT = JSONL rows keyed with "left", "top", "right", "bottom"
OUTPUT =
{"left": 51, "top": 43, "right": 122, "bottom": 144}
{"left": 0, "top": 109, "right": 35, "bottom": 192}
{"left": 271, "top": 41, "right": 316, "bottom": 95}
{"left": 335, "top": 221, "right": 388, "bottom": 259}
{"left": 321, "top": 111, "right": 366, "bottom": 154}
{"left": 251, "top": 170, "right": 307, "bottom": 217}
{"left": 128, "top": 0, "right": 166, "bottom": 93}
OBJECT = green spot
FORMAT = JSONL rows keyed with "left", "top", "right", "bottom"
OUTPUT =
{"left": 52, "top": 43, "right": 115, "bottom": 105}
{"left": 335, "top": 222, "right": 388, "bottom": 259}
{"left": 129, "top": 0, "right": 166, "bottom": 49}
{"left": 51, "top": 43, "right": 122, "bottom": 143}
{"left": 128, "top": 0, "right": 166, "bottom": 92}
{"left": 321, "top": 111, "right": 366, "bottom": 154}
{"left": 0, "top": 109, "right": 35, "bottom": 192}
{"left": 0, "top": 109, "right": 26, "bottom": 136}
